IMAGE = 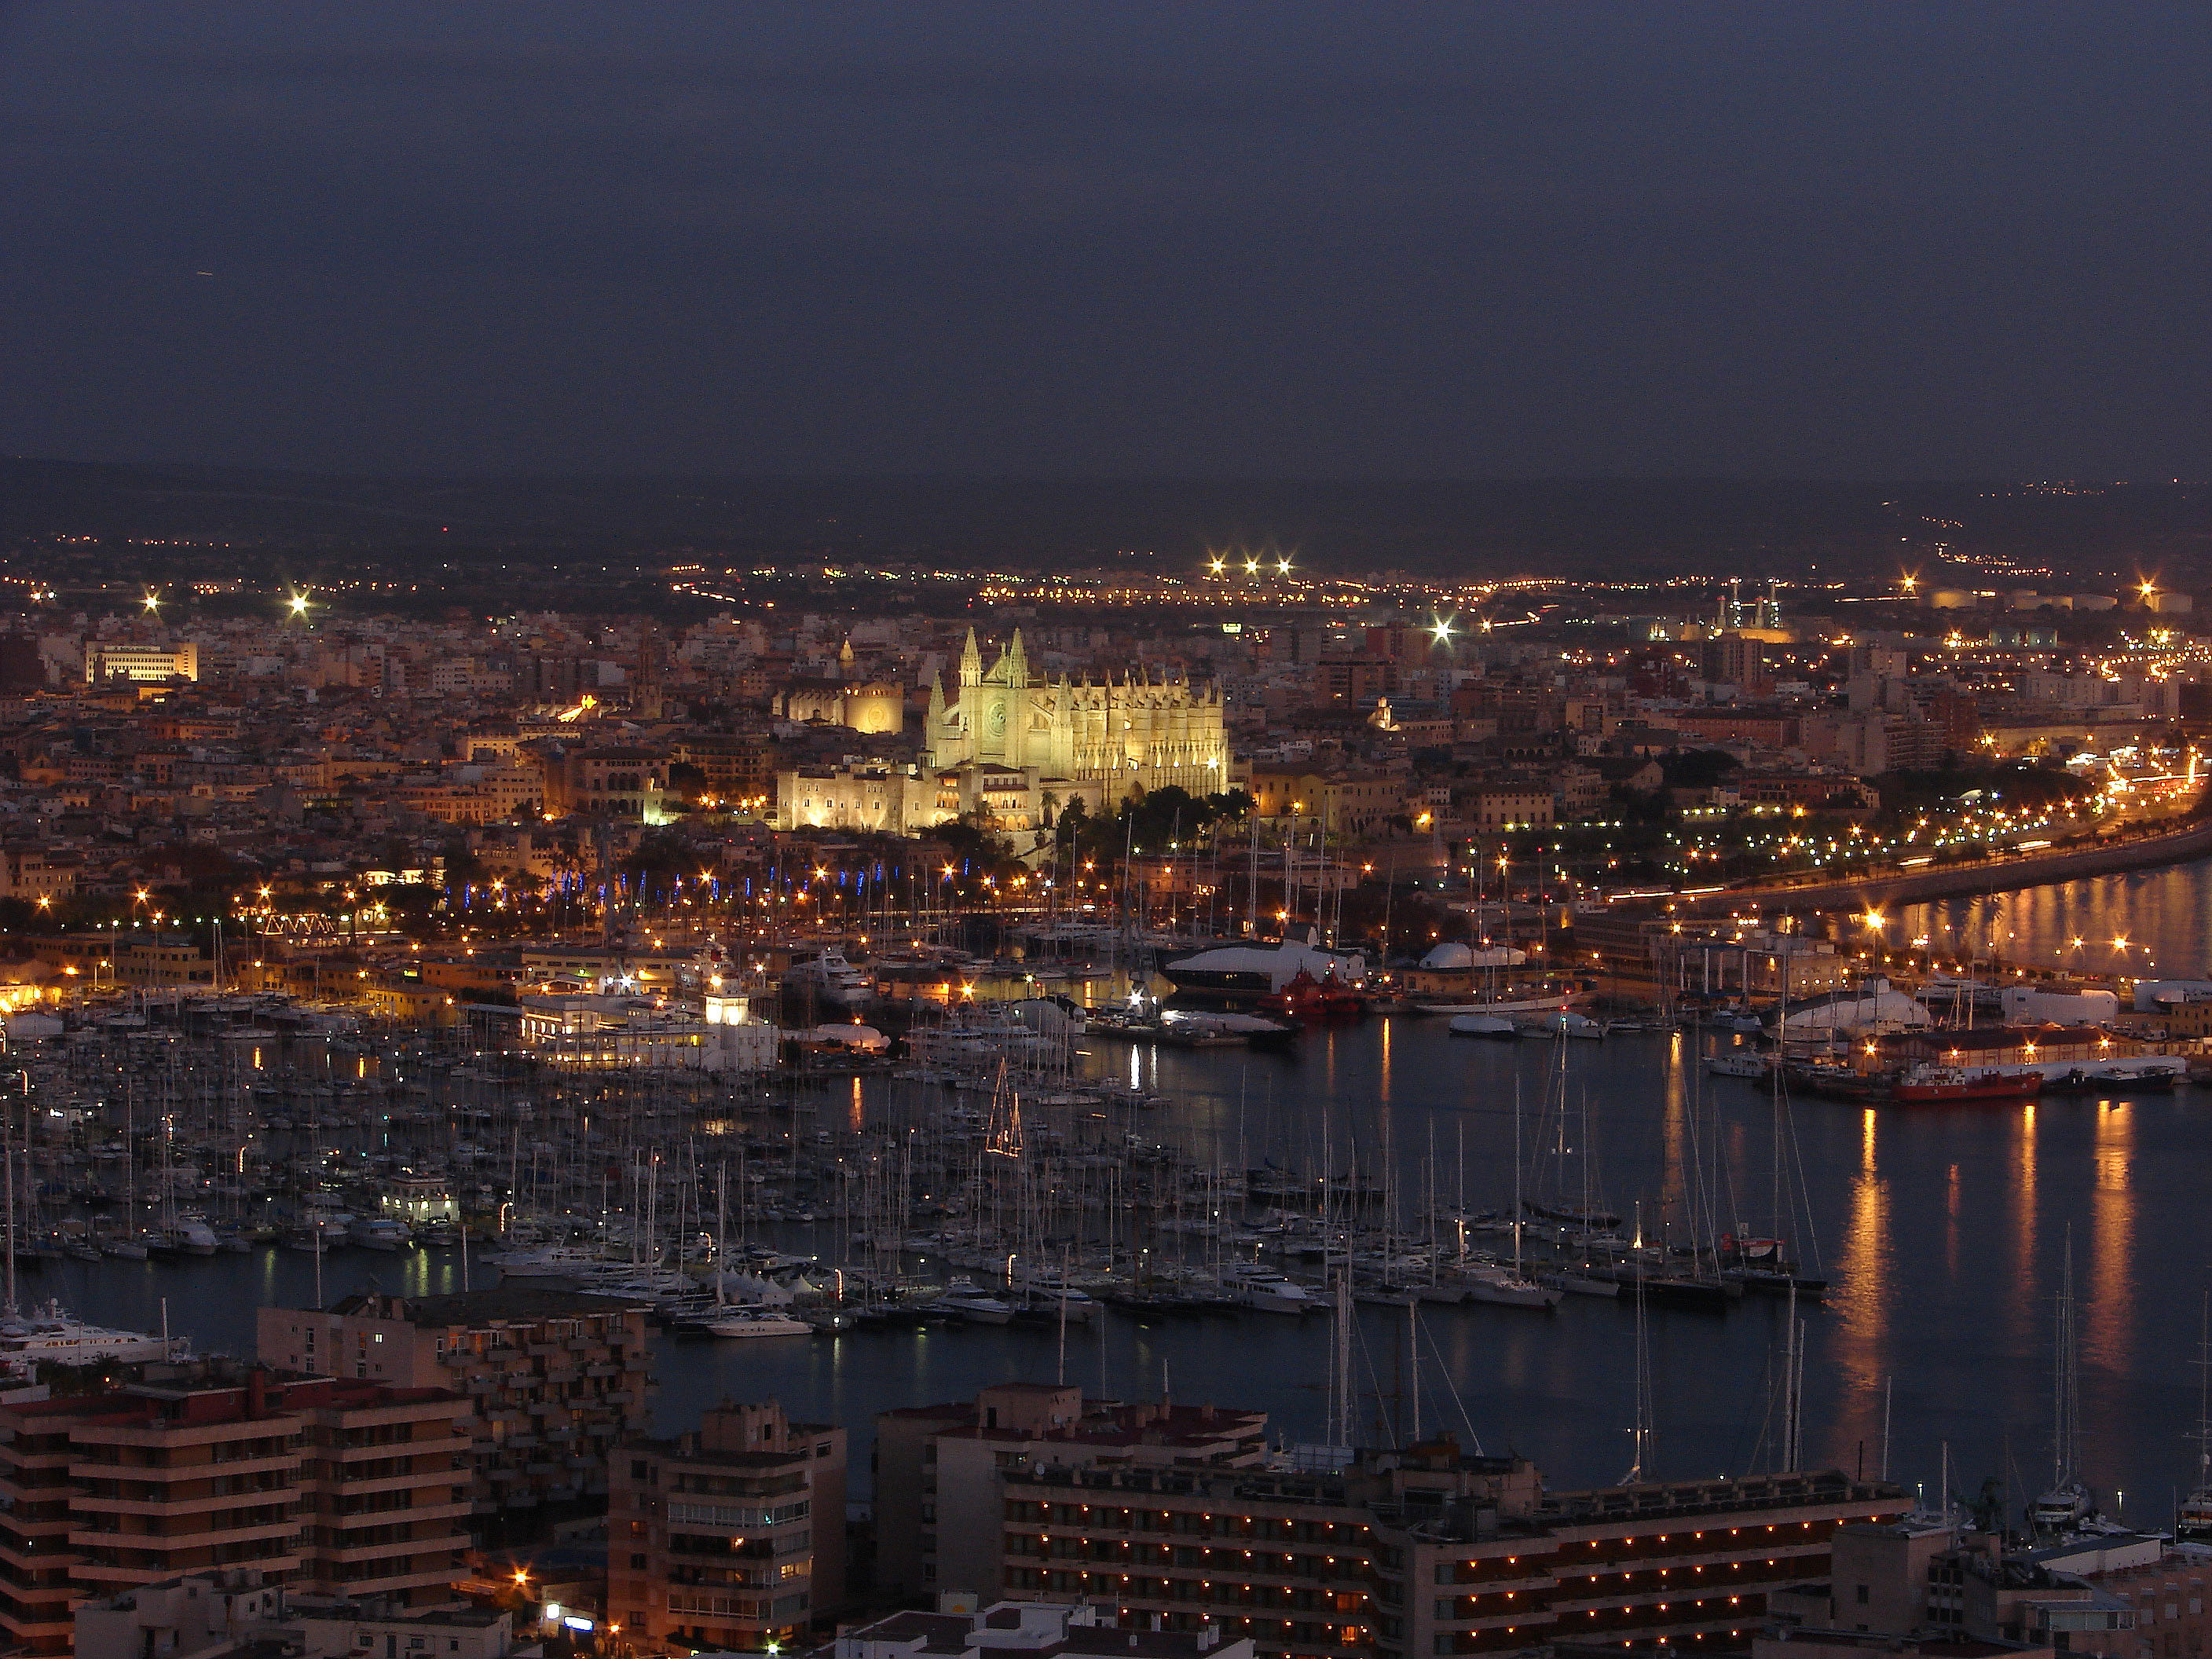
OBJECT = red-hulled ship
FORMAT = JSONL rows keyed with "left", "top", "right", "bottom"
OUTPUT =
{"left": 1259, "top": 967, "right": 1367, "bottom": 1021}
{"left": 1891, "top": 1065, "right": 2043, "bottom": 1104}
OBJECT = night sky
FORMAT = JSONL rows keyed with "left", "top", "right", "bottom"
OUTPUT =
{"left": 2, "top": 3, "right": 2204, "bottom": 480}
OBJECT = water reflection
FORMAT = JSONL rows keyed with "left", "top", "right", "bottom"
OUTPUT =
{"left": 1830, "top": 1108, "right": 1892, "bottom": 1416}
{"left": 2010, "top": 1104, "right": 2039, "bottom": 1357}
{"left": 2086, "top": 1102, "right": 2136, "bottom": 1379}
{"left": 1898, "top": 862, "right": 2208, "bottom": 979}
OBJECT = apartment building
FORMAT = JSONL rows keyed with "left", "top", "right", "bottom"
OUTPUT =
{"left": 1771, "top": 1519, "right": 2199, "bottom": 1659}
{"left": 875, "top": 1383, "right": 1270, "bottom": 1601}
{"left": 1372, "top": 1459, "right": 1906, "bottom": 1659}
{"left": 255, "top": 1290, "right": 652, "bottom": 1532}
{"left": 0, "top": 1368, "right": 470, "bottom": 1656}
{"left": 878, "top": 1393, "right": 1909, "bottom": 1659}
{"left": 607, "top": 1401, "right": 847, "bottom": 1655}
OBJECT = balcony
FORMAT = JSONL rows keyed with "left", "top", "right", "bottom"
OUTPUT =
{"left": 70, "top": 1515, "right": 304, "bottom": 1553}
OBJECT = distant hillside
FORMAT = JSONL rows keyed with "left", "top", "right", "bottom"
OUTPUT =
{"left": 1, "top": 459, "right": 2205, "bottom": 582}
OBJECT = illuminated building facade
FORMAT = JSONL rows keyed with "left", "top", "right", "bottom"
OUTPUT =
{"left": 926, "top": 631, "right": 1229, "bottom": 799}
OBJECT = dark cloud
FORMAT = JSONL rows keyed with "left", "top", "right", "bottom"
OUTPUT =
{"left": 2, "top": 2, "right": 2205, "bottom": 477}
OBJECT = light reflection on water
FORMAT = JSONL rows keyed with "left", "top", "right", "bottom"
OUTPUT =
{"left": 1895, "top": 862, "right": 2211, "bottom": 982}
{"left": 1826, "top": 1108, "right": 1891, "bottom": 1457}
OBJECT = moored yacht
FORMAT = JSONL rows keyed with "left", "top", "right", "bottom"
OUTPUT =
{"left": 0, "top": 1300, "right": 189, "bottom": 1372}
{"left": 705, "top": 1306, "right": 811, "bottom": 1339}
{"left": 929, "top": 1280, "right": 1016, "bottom": 1324}
{"left": 1223, "top": 1266, "right": 1324, "bottom": 1314}
{"left": 1163, "top": 926, "right": 1365, "bottom": 1006}
{"left": 787, "top": 948, "right": 873, "bottom": 1009}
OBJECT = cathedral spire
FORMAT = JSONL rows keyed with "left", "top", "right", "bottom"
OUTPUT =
{"left": 959, "top": 627, "right": 982, "bottom": 687}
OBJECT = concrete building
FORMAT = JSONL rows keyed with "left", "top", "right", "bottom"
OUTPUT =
{"left": 1767, "top": 1518, "right": 2203, "bottom": 1659}
{"left": 0, "top": 1368, "right": 471, "bottom": 1655}
{"left": 86, "top": 643, "right": 199, "bottom": 684}
{"left": 608, "top": 1401, "right": 847, "bottom": 1655}
{"left": 874, "top": 1383, "right": 1270, "bottom": 1602}
{"left": 255, "top": 1291, "right": 652, "bottom": 1533}
{"left": 877, "top": 1391, "right": 1909, "bottom": 1659}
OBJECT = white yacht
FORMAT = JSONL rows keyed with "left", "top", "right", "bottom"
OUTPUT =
{"left": 351, "top": 1218, "right": 412, "bottom": 1251}
{"left": 485, "top": 1243, "right": 622, "bottom": 1279}
{"left": 1461, "top": 1268, "right": 1565, "bottom": 1309}
{"left": 930, "top": 1280, "right": 1016, "bottom": 1324}
{"left": 0, "top": 1301, "right": 189, "bottom": 1372}
{"left": 154, "top": 1216, "right": 219, "bottom": 1256}
{"left": 705, "top": 1306, "right": 811, "bottom": 1339}
{"left": 1224, "top": 1267, "right": 1324, "bottom": 1314}
{"left": 788, "top": 949, "right": 873, "bottom": 1009}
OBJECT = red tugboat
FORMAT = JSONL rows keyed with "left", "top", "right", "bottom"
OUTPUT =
{"left": 1891, "top": 1064, "right": 2043, "bottom": 1104}
{"left": 1260, "top": 967, "right": 1368, "bottom": 1021}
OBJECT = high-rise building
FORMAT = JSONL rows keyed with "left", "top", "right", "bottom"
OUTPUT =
{"left": 874, "top": 1383, "right": 1269, "bottom": 1600}
{"left": 0, "top": 1367, "right": 471, "bottom": 1655}
{"left": 876, "top": 1390, "right": 1908, "bottom": 1659}
{"left": 607, "top": 1401, "right": 847, "bottom": 1655}
{"left": 256, "top": 1291, "right": 653, "bottom": 1533}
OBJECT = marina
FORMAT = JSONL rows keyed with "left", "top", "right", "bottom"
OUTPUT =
{"left": 7, "top": 962, "right": 2208, "bottom": 1514}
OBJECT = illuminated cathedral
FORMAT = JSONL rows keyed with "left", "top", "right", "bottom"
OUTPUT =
{"left": 925, "top": 628, "right": 1230, "bottom": 798}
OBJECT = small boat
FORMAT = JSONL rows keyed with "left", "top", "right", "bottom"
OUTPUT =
{"left": 2098, "top": 1063, "right": 2182, "bottom": 1093}
{"left": 1706, "top": 1051, "right": 1769, "bottom": 1080}
{"left": 1516, "top": 1009, "right": 1602, "bottom": 1040}
{"left": 1223, "top": 1268, "right": 1325, "bottom": 1314}
{"left": 1259, "top": 969, "right": 1367, "bottom": 1022}
{"left": 1462, "top": 1269, "right": 1564, "bottom": 1309}
{"left": 1448, "top": 1014, "right": 1518, "bottom": 1039}
{"left": 1537, "top": 1269, "right": 1620, "bottom": 1299}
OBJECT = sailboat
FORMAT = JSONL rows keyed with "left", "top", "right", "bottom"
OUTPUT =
{"left": 1463, "top": 1077, "right": 1562, "bottom": 1309}
{"left": 2029, "top": 1230, "right": 2093, "bottom": 1536}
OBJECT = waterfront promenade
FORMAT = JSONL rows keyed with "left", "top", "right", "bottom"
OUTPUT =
{"left": 1677, "top": 799, "right": 2212, "bottom": 917}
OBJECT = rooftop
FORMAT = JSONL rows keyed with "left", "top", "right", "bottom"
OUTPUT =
{"left": 325, "top": 1288, "right": 651, "bottom": 1327}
